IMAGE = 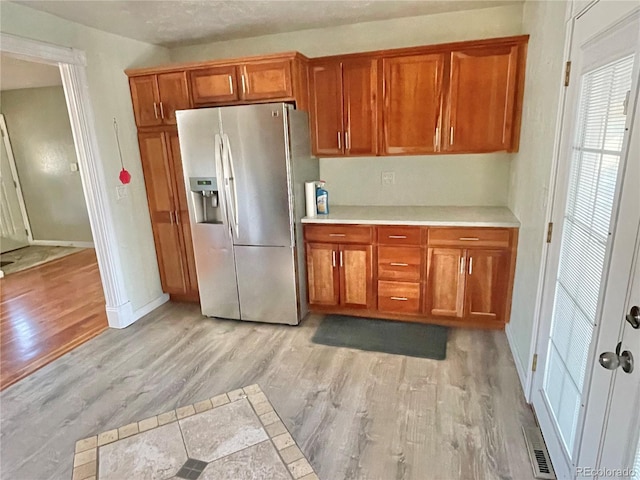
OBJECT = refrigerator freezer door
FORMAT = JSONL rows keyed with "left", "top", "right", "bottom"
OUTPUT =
{"left": 176, "top": 108, "right": 241, "bottom": 319}
{"left": 219, "top": 104, "right": 294, "bottom": 247}
{"left": 192, "top": 224, "right": 240, "bottom": 320}
{"left": 235, "top": 245, "right": 300, "bottom": 325}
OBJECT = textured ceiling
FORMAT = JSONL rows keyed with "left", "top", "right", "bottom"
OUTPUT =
{"left": 14, "top": 0, "right": 522, "bottom": 48}
{"left": 0, "top": 54, "right": 62, "bottom": 91}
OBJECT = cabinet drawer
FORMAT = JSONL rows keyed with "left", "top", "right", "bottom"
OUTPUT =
{"left": 377, "top": 226, "right": 422, "bottom": 245}
{"left": 378, "top": 281, "right": 421, "bottom": 314}
{"left": 377, "top": 246, "right": 422, "bottom": 282}
{"left": 428, "top": 228, "right": 511, "bottom": 248}
{"left": 304, "top": 225, "right": 373, "bottom": 244}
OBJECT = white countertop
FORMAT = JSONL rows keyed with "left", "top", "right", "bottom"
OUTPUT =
{"left": 301, "top": 205, "right": 520, "bottom": 228}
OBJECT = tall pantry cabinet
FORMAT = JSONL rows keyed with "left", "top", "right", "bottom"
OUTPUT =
{"left": 129, "top": 73, "right": 199, "bottom": 301}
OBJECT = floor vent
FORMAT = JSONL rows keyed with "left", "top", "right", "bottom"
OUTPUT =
{"left": 523, "top": 426, "right": 556, "bottom": 479}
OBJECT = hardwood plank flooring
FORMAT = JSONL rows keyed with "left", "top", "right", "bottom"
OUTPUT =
{"left": 0, "top": 302, "right": 538, "bottom": 479}
{"left": 0, "top": 249, "right": 108, "bottom": 390}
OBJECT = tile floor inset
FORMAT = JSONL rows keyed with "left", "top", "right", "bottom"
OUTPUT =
{"left": 98, "top": 422, "right": 187, "bottom": 480}
{"left": 72, "top": 385, "right": 318, "bottom": 480}
{"left": 179, "top": 399, "right": 268, "bottom": 463}
{"left": 199, "top": 441, "right": 291, "bottom": 480}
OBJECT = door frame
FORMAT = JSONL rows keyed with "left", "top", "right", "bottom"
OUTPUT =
{"left": 0, "top": 113, "right": 33, "bottom": 244}
{"left": 527, "top": 0, "right": 640, "bottom": 477}
{"left": 0, "top": 32, "right": 135, "bottom": 328}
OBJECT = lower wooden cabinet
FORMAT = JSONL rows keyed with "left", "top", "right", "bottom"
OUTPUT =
{"left": 339, "top": 244, "right": 373, "bottom": 309}
{"left": 306, "top": 241, "right": 373, "bottom": 309}
{"left": 304, "top": 224, "right": 517, "bottom": 329}
{"left": 425, "top": 247, "right": 508, "bottom": 322}
{"left": 138, "top": 129, "right": 198, "bottom": 299}
{"left": 464, "top": 249, "right": 509, "bottom": 322}
{"left": 425, "top": 247, "right": 465, "bottom": 318}
{"left": 306, "top": 243, "right": 340, "bottom": 306}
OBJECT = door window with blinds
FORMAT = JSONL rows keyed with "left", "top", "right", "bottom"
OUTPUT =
{"left": 543, "top": 53, "right": 634, "bottom": 454}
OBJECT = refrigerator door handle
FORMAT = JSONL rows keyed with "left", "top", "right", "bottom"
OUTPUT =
{"left": 222, "top": 133, "right": 240, "bottom": 237}
{"left": 214, "top": 133, "right": 232, "bottom": 238}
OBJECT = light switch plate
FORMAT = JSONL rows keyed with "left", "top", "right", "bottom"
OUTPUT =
{"left": 116, "top": 184, "right": 128, "bottom": 200}
{"left": 69, "top": 162, "right": 79, "bottom": 172}
{"left": 381, "top": 171, "right": 395, "bottom": 185}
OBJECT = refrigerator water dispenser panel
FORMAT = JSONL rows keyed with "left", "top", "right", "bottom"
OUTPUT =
{"left": 189, "top": 177, "right": 221, "bottom": 224}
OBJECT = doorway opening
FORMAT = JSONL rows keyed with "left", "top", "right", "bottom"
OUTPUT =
{"left": 0, "top": 53, "right": 108, "bottom": 389}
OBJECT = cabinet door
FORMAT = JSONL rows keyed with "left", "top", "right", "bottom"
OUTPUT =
{"left": 306, "top": 243, "right": 339, "bottom": 306}
{"left": 309, "top": 62, "right": 344, "bottom": 156}
{"left": 381, "top": 53, "right": 445, "bottom": 154}
{"left": 190, "top": 66, "right": 239, "bottom": 105}
{"left": 239, "top": 60, "right": 293, "bottom": 101}
{"left": 426, "top": 248, "right": 465, "bottom": 318}
{"left": 157, "top": 72, "right": 191, "bottom": 125}
{"left": 445, "top": 45, "right": 519, "bottom": 152}
{"left": 343, "top": 59, "right": 377, "bottom": 155}
{"left": 138, "top": 132, "right": 188, "bottom": 295}
{"left": 339, "top": 244, "right": 373, "bottom": 309}
{"left": 464, "top": 249, "right": 508, "bottom": 322}
{"left": 167, "top": 131, "right": 198, "bottom": 295}
{"left": 129, "top": 75, "right": 161, "bottom": 127}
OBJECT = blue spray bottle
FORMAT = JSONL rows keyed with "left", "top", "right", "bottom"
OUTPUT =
{"left": 316, "top": 181, "right": 329, "bottom": 215}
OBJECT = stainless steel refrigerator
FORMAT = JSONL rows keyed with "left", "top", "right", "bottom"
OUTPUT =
{"left": 176, "top": 103, "right": 318, "bottom": 325}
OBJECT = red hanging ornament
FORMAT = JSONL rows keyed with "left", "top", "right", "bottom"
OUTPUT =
{"left": 119, "top": 168, "right": 131, "bottom": 184}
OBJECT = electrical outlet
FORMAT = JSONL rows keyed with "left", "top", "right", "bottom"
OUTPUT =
{"left": 381, "top": 171, "right": 395, "bottom": 186}
{"left": 116, "top": 185, "right": 128, "bottom": 200}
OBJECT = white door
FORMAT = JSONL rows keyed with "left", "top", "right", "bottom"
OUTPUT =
{"left": 531, "top": 1, "right": 640, "bottom": 479}
{"left": 0, "top": 114, "right": 29, "bottom": 254}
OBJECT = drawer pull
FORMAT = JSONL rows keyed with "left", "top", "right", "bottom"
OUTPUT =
{"left": 329, "top": 233, "right": 346, "bottom": 237}
{"left": 459, "top": 237, "right": 480, "bottom": 241}
{"left": 390, "top": 296, "right": 408, "bottom": 301}
{"left": 388, "top": 235, "right": 407, "bottom": 239}
{"left": 390, "top": 262, "right": 409, "bottom": 267}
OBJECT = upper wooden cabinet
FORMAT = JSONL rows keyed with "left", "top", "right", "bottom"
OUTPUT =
{"left": 381, "top": 53, "right": 445, "bottom": 155}
{"left": 309, "top": 62, "right": 343, "bottom": 156}
{"left": 127, "top": 53, "right": 309, "bottom": 125}
{"left": 130, "top": 72, "right": 190, "bottom": 127}
{"left": 308, "top": 35, "right": 528, "bottom": 156}
{"left": 309, "top": 58, "right": 377, "bottom": 156}
{"left": 191, "top": 60, "right": 294, "bottom": 106}
{"left": 190, "top": 65, "right": 239, "bottom": 105}
{"left": 444, "top": 44, "right": 521, "bottom": 153}
{"left": 239, "top": 60, "right": 292, "bottom": 101}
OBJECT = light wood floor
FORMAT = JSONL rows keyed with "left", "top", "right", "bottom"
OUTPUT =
{"left": 0, "top": 302, "right": 538, "bottom": 480}
{"left": 0, "top": 249, "right": 108, "bottom": 390}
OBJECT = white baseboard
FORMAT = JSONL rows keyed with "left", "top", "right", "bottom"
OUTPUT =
{"left": 30, "top": 240, "right": 95, "bottom": 248}
{"left": 105, "top": 294, "right": 169, "bottom": 329}
{"left": 133, "top": 293, "right": 170, "bottom": 322}
{"left": 105, "top": 301, "right": 135, "bottom": 329}
{"left": 505, "top": 322, "right": 530, "bottom": 400}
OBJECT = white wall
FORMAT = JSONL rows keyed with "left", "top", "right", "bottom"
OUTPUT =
{"left": 171, "top": 5, "right": 524, "bottom": 207}
{"left": 507, "top": 0, "right": 568, "bottom": 374}
{"left": 1, "top": 86, "right": 93, "bottom": 243}
{"left": 0, "top": 2, "right": 171, "bottom": 311}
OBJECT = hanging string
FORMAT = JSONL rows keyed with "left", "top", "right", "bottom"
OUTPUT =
{"left": 113, "top": 118, "right": 125, "bottom": 169}
{"left": 113, "top": 118, "right": 131, "bottom": 184}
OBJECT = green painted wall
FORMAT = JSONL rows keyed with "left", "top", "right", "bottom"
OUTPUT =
{"left": 1, "top": 86, "right": 92, "bottom": 243}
